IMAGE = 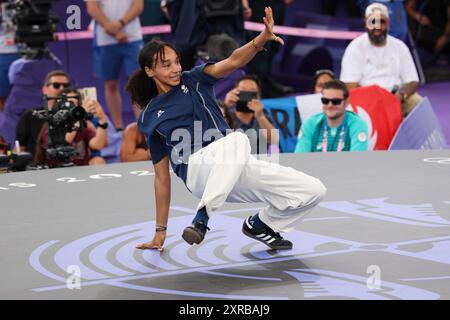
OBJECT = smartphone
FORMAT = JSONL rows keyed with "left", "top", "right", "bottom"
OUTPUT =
{"left": 79, "top": 87, "right": 98, "bottom": 101}
{"left": 236, "top": 91, "right": 257, "bottom": 113}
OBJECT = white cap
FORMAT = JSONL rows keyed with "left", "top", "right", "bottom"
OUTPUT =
{"left": 365, "top": 2, "right": 389, "bottom": 19}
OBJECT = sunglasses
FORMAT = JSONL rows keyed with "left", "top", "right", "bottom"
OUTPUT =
{"left": 47, "top": 82, "right": 71, "bottom": 90}
{"left": 321, "top": 97, "right": 344, "bottom": 105}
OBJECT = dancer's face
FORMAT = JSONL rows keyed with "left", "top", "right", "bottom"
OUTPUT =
{"left": 146, "top": 46, "right": 182, "bottom": 94}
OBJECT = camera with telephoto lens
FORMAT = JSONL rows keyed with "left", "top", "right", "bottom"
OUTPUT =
{"left": 32, "top": 90, "right": 93, "bottom": 167}
{"left": 0, "top": 0, "right": 59, "bottom": 59}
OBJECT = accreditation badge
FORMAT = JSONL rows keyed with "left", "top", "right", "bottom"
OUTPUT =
{"left": 358, "top": 132, "right": 368, "bottom": 143}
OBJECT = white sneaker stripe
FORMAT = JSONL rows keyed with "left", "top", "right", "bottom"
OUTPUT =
{"left": 267, "top": 238, "right": 276, "bottom": 244}
{"left": 262, "top": 235, "right": 272, "bottom": 241}
{"left": 245, "top": 218, "right": 253, "bottom": 230}
{"left": 256, "top": 233, "right": 266, "bottom": 238}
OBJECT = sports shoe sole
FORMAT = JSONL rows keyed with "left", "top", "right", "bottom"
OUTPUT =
{"left": 182, "top": 226, "right": 204, "bottom": 245}
{"left": 242, "top": 227, "right": 293, "bottom": 250}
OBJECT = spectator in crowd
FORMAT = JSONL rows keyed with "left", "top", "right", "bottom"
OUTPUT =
{"left": 15, "top": 70, "right": 71, "bottom": 156}
{"left": 357, "top": 0, "right": 409, "bottom": 42}
{"left": 120, "top": 121, "right": 151, "bottom": 162}
{"left": 162, "top": 0, "right": 249, "bottom": 71}
{"left": 0, "top": 6, "right": 20, "bottom": 112}
{"left": 295, "top": 80, "right": 369, "bottom": 153}
{"left": 405, "top": 0, "right": 450, "bottom": 65}
{"left": 161, "top": 0, "right": 208, "bottom": 71}
{"left": 322, "top": 0, "right": 362, "bottom": 18}
{"left": 313, "top": 69, "right": 335, "bottom": 93}
{"left": 123, "top": 74, "right": 152, "bottom": 163}
{"left": 0, "top": 135, "right": 9, "bottom": 155}
{"left": 246, "top": 0, "right": 294, "bottom": 98}
{"left": 340, "top": 2, "right": 421, "bottom": 117}
{"left": 86, "top": 116, "right": 108, "bottom": 165}
{"left": 140, "top": 0, "right": 168, "bottom": 43}
{"left": 33, "top": 87, "right": 109, "bottom": 167}
{"left": 205, "top": 0, "right": 247, "bottom": 45}
{"left": 86, "top": 0, "right": 144, "bottom": 131}
{"left": 223, "top": 75, "right": 279, "bottom": 154}
{"left": 15, "top": 71, "right": 108, "bottom": 166}
{"left": 218, "top": 101, "right": 237, "bottom": 129}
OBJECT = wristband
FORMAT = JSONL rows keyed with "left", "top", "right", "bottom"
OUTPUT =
{"left": 252, "top": 38, "right": 267, "bottom": 52}
{"left": 155, "top": 224, "right": 167, "bottom": 232}
{"left": 119, "top": 19, "right": 126, "bottom": 27}
{"left": 97, "top": 122, "right": 108, "bottom": 129}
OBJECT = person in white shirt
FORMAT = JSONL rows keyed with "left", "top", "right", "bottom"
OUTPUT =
{"left": 0, "top": 2, "right": 20, "bottom": 112}
{"left": 86, "top": 0, "right": 144, "bottom": 131}
{"left": 340, "top": 2, "right": 422, "bottom": 117}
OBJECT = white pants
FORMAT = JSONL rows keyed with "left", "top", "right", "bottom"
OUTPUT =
{"left": 186, "top": 132, "right": 326, "bottom": 232}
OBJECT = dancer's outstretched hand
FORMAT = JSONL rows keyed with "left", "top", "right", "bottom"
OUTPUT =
{"left": 136, "top": 232, "right": 166, "bottom": 251}
{"left": 262, "top": 6, "right": 284, "bottom": 45}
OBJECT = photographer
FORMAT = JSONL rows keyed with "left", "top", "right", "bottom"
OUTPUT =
{"left": 0, "top": 0, "right": 20, "bottom": 112}
{"left": 15, "top": 70, "right": 71, "bottom": 156}
{"left": 120, "top": 121, "right": 150, "bottom": 163}
{"left": 34, "top": 87, "right": 108, "bottom": 166}
{"left": 223, "top": 74, "right": 279, "bottom": 154}
{"left": 15, "top": 70, "right": 109, "bottom": 167}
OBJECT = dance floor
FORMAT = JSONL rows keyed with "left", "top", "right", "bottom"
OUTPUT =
{"left": 1, "top": 150, "right": 450, "bottom": 299}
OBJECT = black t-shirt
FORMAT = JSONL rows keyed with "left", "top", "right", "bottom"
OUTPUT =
{"left": 419, "top": 0, "right": 450, "bottom": 30}
{"left": 15, "top": 108, "right": 46, "bottom": 156}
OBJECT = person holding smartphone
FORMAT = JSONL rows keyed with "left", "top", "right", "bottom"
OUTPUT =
{"left": 127, "top": 7, "right": 326, "bottom": 252}
{"left": 79, "top": 87, "right": 108, "bottom": 165}
{"left": 223, "top": 74, "right": 279, "bottom": 154}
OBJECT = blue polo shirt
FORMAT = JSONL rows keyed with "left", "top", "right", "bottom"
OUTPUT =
{"left": 138, "top": 63, "right": 230, "bottom": 185}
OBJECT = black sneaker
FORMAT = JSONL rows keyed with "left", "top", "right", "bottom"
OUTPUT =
{"left": 182, "top": 221, "right": 210, "bottom": 245}
{"left": 242, "top": 216, "right": 293, "bottom": 250}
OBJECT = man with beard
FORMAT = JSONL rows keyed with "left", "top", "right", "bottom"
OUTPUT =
{"left": 340, "top": 2, "right": 421, "bottom": 118}
{"left": 294, "top": 80, "right": 369, "bottom": 153}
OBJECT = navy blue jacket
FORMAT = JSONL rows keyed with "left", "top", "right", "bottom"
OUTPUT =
{"left": 138, "top": 64, "right": 230, "bottom": 185}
